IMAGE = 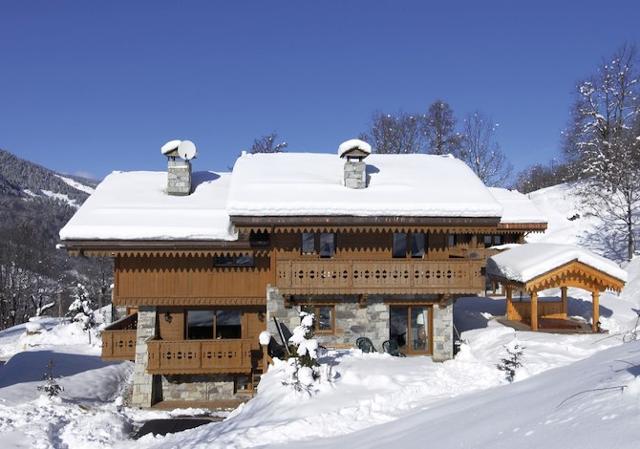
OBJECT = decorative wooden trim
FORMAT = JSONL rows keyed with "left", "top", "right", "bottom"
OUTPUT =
{"left": 113, "top": 296, "right": 266, "bottom": 306}
{"left": 497, "top": 223, "right": 547, "bottom": 231}
{"left": 231, "top": 216, "right": 502, "bottom": 227}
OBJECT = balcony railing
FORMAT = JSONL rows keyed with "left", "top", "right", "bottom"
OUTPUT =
{"left": 146, "top": 339, "right": 256, "bottom": 375}
{"left": 275, "top": 259, "right": 485, "bottom": 295}
{"left": 101, "top": 313, "right": 137, "bottom": 360}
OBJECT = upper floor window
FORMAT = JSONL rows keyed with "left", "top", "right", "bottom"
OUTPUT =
{"left": 393, "top": 232, "right": 427, "bottom": 258}
{"left": 249, "top": 230, "right": 270, "bottom": 247}
{"left": 214, "top": 254, "right": 255, "bottom": 267}
{"left": 300, "top": 232, "right": 337, "bottom": 257}
{"left": 186, "top": 309, "right": 241, "bottom": 340}
{"left": 482, "top": 234, "right": 503, "bottom": 248}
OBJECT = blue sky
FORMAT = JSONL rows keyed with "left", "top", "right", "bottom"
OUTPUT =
{"left": 1, "top": 1, "right": 639, "bottom": 180}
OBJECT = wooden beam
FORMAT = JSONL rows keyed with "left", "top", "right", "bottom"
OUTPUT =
{"left": 506, "top": 285, "right": 515, "bottom": 320}
{"left": 592, "top": 291, "right": 600, "bottom": 332}
{"left": 530, "top": 291, "right": 538, "bottom": 331}
{"left": 561, "top": 286, "right": 568, "bottom": 318}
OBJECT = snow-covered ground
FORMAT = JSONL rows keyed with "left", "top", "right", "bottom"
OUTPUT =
{"left": 1, "top": 181, "right": 639, "bottom": 449}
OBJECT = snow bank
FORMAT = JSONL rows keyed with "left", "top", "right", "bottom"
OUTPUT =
{"left": 487, "top": 242, "right": 627, "bottom": 284}
{"left": 59, "top": 171, "right": 237, "bottom": 241}
{"left": 227, "top": 153, "right": 503, "bottom": 217}
{"left": 488, "top": 187, "right": 546, "bottom": 224}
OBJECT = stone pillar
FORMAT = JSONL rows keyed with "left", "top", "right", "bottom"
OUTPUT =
{"left": 131, "top": 306, "right": 158, "bottom": 408}
{"left": 432, "top": 297, "right": 454, "bottom": 362}
{"left": 167, "top": 159, "right": 192, "bottom": 195}
{"left": 592, "top": 291, "right": 600, "bottom": 332}
{"left": 344, "top": 160, "right": 366, "bottom": 189}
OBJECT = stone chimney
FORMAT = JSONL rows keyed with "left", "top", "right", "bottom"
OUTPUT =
{"left": 161, "top": 139, "right": 197, "bottom": 196}
{"left": 338, "top": 139, "right": 371, "bottom": 189}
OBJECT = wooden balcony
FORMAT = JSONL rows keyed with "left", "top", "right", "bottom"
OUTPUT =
{"left": 275, "top": 259, "right": 485, "bottom": 295}
{"left": 146, "top": 339, "right": 256, "bottom": 375}
{"left": 102, "top": 313, "right": 138, "bottom": 361}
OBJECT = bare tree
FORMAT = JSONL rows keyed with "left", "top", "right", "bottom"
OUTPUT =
{"left": 512, "top": 159, "right": 573, "bottom": 193}
{"left": 363, "top": 111, "right": 425, "bottom": 154}
{"left": 563, "top": 44, "right": 640, "bottom": 260}
{"left": 423, "top": 100, "right": 463, "bottom": 155}
{"left": 458, "top": 111, "right": 512, "bottom": 186}
{"left": 250, "top": 132, "right": 288, "bottom": 153}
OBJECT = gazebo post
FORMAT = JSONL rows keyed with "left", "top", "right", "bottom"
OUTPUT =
{"left": 561, "top": 286, "right": 568, "bottom": 318}
{"left": 530, "top": 291, "right": 538, "bottom": 331}
{"left": 506, "top": 285, "right": 514, "bottom": 320}
{"left": 592, "top": 290, "right": 600, "bottom": 332}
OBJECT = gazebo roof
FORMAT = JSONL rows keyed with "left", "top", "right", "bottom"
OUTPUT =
{"left": 487, "top": 243, "right": 627, "bottom": 293}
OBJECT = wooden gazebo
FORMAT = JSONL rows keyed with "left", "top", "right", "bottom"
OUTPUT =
{"left": 487, "top": 243, "right": 626, "bottom": 332}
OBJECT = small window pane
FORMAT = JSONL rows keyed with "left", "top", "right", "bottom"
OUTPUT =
{"left": 318, "top": 306, "right": 333, "bottom": 331}
{"left": 483, "top": 235, "right": 493, "bottom": 248}
{"left": 187, "top": 310, "right": 214, "bottom": 340}
{"left": 214, "top": 255, "right": 255, "bottom": 267}
{"left": 411, "top": 308, "right": 429, "bottom": 352}
{"left": 215, "top": 310, "right": 241, "bottom": 339}
{"left": 447, "top": 234, "right": 456, "bottom": 247}
{"left": 319, "top": 233, "right": 336, "bottom": 258}
{"left": 410, "top": 233, "right": 425, "bottom": 258}
{"left": 494, "top": 235, "right": 503, "bottom": 245}
{"left": 392, "top": 233, "right": 407, "bottom": 258}
{"left": 301, "top": 233, "right": 316, "bottom": 254}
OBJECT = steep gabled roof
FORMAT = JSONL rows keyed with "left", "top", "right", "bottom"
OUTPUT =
{"left": 227, "top": 153, "right": 503, "bottom": 218}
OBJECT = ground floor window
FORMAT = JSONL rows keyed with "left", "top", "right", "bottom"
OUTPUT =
{"left": 389, "top": 306, "right": 432, "bottom": 354}
{"left": 186, "top": 309, "right": 242, "bottom": 340}
{"left": 300, "top": 304, "right": 335, "bottom": 333}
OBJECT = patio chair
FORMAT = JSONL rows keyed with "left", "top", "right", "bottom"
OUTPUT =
{"left": 355, "top": 336, "right": 376, "bottom": 353}
{"left": 382, "top": 339, "right": 406, "bottom": 357}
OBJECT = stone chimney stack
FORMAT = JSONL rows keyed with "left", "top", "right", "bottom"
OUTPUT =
{"left": 161, "top": 139, "right": 197, "bottom": 196}
{"left": 338, "top": 139, "right": 371, "bottom": 189}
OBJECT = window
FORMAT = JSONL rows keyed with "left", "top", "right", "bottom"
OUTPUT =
{"left": 300, "top": 304, "right": 335, "bottom": 333}
{"left": 483, "top": 235, "right": 493, "bottom": 248}
{"left": 393, "top": 233, "right": 426, "bottom": 258}
{"left": 301, "top": 232, "right": 316, "bottom": 254}
{"left": 319, "top": 233, "right": 336, "bottom": 258}
{"left": 410, "top": 233, "right": 426, "bottom": 258}
{"left": 214, "top": 255, "right": 255, "bottom": 267}
{"left": 186, "top": 310, "right": 214, "bottom": 340}
{"left": 215, "top": 310, "right": 242, "bottom": 339}
{"left": 447, "top": 234, "right": 456, "bottom": 247}
{"left": 249, "top": 231, "right": 270, "bottom": 247}
{"left": 392, "top": 233, "right": 408, "bottom": 258}
{"left": 494, "top": 235, "right": 503, "bottom": 245}
{"left": 186, "top": 309, "right": 242, "bottom": 340}
{"left": 302, "top": 232, "right": 337, "bottom": 257}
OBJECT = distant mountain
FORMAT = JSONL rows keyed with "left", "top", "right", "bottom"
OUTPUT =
{"left": 0, "top": 149, "right": 111, "bottom": 329}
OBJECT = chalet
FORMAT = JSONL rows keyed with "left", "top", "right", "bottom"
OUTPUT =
{"left": 59, "top": 139, "right": 548, "bottom": 408}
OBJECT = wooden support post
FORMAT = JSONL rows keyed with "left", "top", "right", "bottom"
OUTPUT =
{"left": 506, "top": 285, "right": 514, "bottom": 320}
{"left": 592, "top": 290, "right": 600, "bottom": 332}
{"left": 561, "top": 286, "right": 568, "bottom": 319}
{"left": 530, "top": 291, "right": 538, "bottom": 331}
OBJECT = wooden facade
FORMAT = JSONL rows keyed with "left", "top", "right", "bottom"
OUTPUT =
{"left": 85, "top": 223, "right": 542, "bottom": 377}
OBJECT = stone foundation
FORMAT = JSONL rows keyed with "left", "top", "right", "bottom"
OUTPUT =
{"left": 160, "top": 374, "right": 238, "bottom": 402}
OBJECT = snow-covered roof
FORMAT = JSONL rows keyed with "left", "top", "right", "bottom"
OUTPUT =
{"left": 160, "top": 139, "right": 181, "bottom": 155}
{"left": 227, "top": 153, "right": 503, "bottom": 217}
{"left": 487, "top": 243, "right": 627, "bottom": 284}
{"left": 59, "top": 171, "right": 237, "bottom": 241}
{"left": 338, "top": 139, "right": 371, "bottom": 157}
{"left": 488, "top": 187, "right": 546, "bottom": 224}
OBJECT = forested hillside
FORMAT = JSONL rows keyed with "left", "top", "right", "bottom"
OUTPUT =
{"left": 0, "top": 149, "right": 111, "bottom": 329}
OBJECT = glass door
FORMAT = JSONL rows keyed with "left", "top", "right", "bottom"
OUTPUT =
{"left": 389, "top": 306, "right": 432, "bottom": 355}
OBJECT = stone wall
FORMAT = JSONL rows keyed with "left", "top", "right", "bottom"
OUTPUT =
{"left": 160, "top": 374, "right": 238, "bottom": 402}
{"left": 432, "top": 298, "right": 454, "bottom": 361}
{"left": 266, "top": 287, "right": 389, "bottom": 351}
{"left": 267, "top": 286, "right": 455, "bottom": 361}
{"left": 167, "top": 159, "right": 191, "bottom": 195}
{"left": 131, "top": 306, "right": 159, "bottom": 407}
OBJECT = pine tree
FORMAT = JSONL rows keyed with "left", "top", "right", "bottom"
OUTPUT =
{"left": 283, "top": 311, "right": 320, "bottom": 390}
{"left": 67, "top": 283, "right": 97, "bottom": 342}
{"left": 37, "top": 359, "right": 63, "bottom": 398}
{"left": 497, "top": 341, "right": 524, "bottom": 383}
